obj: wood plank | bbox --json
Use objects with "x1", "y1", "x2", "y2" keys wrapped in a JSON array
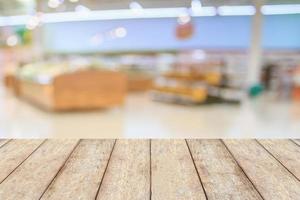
[
  {"x1": 258, "y1": 139, "x2": 300, "y2": 180},
  {"x1": 151, "y1": 140, "x2": 206, "y2": 200},
  {"x1": 0, "y1": 139, "x2": 10, "y2": 148},
  {"x1": 224, "y1": 140, "x2": 300, "y2": 199},
  {"x1": 0, "y1": 140, "x2": 44, "y2": 183},
  {"x1": 0, "y1": 139, "x2": 79, "y2": 200},
  {"x1": 292, "y1": 139, "x2": 300, "y2": 146},
  {"x1": 96, "y1": 140, "x2": 150, "y2": 200},
  {"x1": 187, "y1": 139, "x2": 262, "y2": 200},
  {"x1": 40, "y1": 139, "x2": 115, "y2": 200}
]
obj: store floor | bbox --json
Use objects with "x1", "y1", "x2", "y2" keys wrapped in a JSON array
[{"x1": 0, "y1": 86, "x2": 300, "y2": 138}]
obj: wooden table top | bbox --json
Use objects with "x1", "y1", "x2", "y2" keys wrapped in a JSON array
[{"x1": 0, "y1": 139, "x2": 299, "y2": 200}]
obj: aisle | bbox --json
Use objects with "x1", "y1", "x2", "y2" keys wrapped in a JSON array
[
  {"x1": 0, "y1": 139, "x2": 299, "y2": 199},
  {"x1": 1, "y1": 85, "x2": 300, "y2": 138}
]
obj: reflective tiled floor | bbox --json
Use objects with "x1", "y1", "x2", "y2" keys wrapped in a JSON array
[{"x1": 1, "y1": 86, "x2": 300, "y2": 138}]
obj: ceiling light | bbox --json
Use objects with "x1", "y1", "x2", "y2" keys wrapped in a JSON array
[
  {"x1": 75, "y1": 5, "x2": 91, "y2": 12},
  {"x1": 261, "y1": 4, "x2": 300, "y2": 15},
  {"x1": 69, "y1": 0, "x2": 79, "y2": 2},
  {"x1": 129, "y1": 2, "x2": 143, "y2": 10},
  {"x1": 217, "y1": 5, "x2": 256, "y2": 16},
  {"x1": 3, "y1": 4, "x2": 300, "y2": 27},
  {"x1": 26, "y1": 15, "x2": 40, "y2": 30},
  {"x1": 177, "y1": 13, "x2": 191, "y2": 25},
  {"x1": 114, "y1": 27, "x2": 127, "y2": 38},
  {"x1": 191, "y1": 0, "x2": 202, "y2": 10},
  {"x1": 48, "y1": 0, "x2": 62, "y2": 8},
  {"x1": 192, "y1": 7, "x2": 217, "y2": 16}
]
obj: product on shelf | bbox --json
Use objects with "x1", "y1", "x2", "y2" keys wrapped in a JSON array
[
  {"x1": 118, "y1": 55, "x2": 155, "y2": 92},
  {"x1": 120, "y1": 68, "x2": 153, "y2": 92},
  {"x1": 293, "y1": 65, "x2": 300, "y2": 101},
  {"x1": 151, "y1": 56, "x2": 243, "y2": 105}
]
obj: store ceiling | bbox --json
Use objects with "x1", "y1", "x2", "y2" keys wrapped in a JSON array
[
  {"x1": 42, "y1": 0, "x2": 300, "y2": 10},
  {"x1": 1, "y1": 0, "x2": 300, "y2": 16}
]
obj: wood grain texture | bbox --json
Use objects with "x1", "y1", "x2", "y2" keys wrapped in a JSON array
[
  {"x1": 96, "y1": 140, "x2": 150, "y2": 200},
  {"x1": 0, "y1": 139, "x2": 10, "y2": 148},
  {"x1": 187, "y1": 139, "x2": 262, "y2": 200},
  {"x1": 292, "y1": 139, "x2": 300, "y2": 146},
  {"x1": 151, "y1": 140, "x2": 206, "y2": 200},
  {"x1": 258, "y1": 139, "x2": 300, "y2": 180},
  {"x1": 0, "y1": 140, "x2": 44, "y2": 183},
  {"x1": 41, "y1": 140, "x2": 115, "y2": 200},
  {"x1": 19, "y1": 70, "x2": 127, "y2": 111},
  {"x1": 0, "y1": 139, "x2": 79, "y2": 200},
  {"x1": 224, "y1": 140, "x2": 300, "y2": 200}
]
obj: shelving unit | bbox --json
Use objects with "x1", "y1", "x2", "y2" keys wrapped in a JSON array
[{"x1": 152, "y1": 59, "x2": 244, "y2": 104}]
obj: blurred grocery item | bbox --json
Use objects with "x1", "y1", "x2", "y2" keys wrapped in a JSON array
[
  {"x1": 293, "y1": 65, "x2": 300, "y2": 101},
  {"x1": 248, "y1": 84, "x2": 264, "y2": 97},
  {"x1": 119, "y1": 54, "x2": 155, "y2": 92},
  {"x1": 152, "y1": 52, "x2": 244, "y2": 105}
]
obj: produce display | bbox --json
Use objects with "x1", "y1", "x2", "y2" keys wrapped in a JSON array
[
  {"x1": 5, "y1": 60, "x2": 127, "y2": 111},
  {"x1": 293, "y1": 65, "x2": 300, "y2": 101},
  {"x1": 120, "y1": 67, "x2": 153, "y2": 91},
  {"x1": 152, "y1": 59, "x2": 243, "y2": 104},
  {"x1": 118, "y1": 55, "x2": 155, "y2": 92},
  {"x1": 16, "y1": 58, "x2": 114, "y2": 84}
]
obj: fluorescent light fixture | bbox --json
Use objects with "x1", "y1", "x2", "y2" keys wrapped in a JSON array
[
  {"x1": 48, "y1": 0, "x2": 61, "y2": 9},
  {"x1": 42, "y1": 7, "x2": 216, "y2": 24},
  {"x1": 261, "y1": 4, "x2": 300, "y2": 15},
  {"x1": 0, "y1": 15, "x2": 31, "y2": 26},
  {"x1": 177, "y1": 13, "x2": 191, "y2": 25},
  {"x1": 0, "y1": 7, "x2": 215, "y2": 26},
  {"x1": 191, "y1": 7, "x2": 217, "y2": 16},
  {"x1": 1, "y1": 4, "x2": 300, "y2": 27},
  {"x1": 218, "y1": 5, "x2": 256, "y2": 16},
  {"x1": 129, "y1": 2, "x2": 143, "y2": 10},
  {"x1": 75, "y1": 5, "x2": 91, "y2": 12},
  {"x1": 191, "y1": 0, "x2": 202, "y2": 10}
]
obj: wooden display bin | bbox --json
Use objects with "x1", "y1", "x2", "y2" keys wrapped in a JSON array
[
  {"x1": 19, "y1": 70, "x2": 127, "y2": 111},
  {"x1": 4, "y1": 74, "x2": 20, "y2": 96},
  {"x1": 293, "y1": 87, "x2": 300, "y2": 101},
  {"x1": 128, "y1": 78, "x2": 153, "y2": 92}
]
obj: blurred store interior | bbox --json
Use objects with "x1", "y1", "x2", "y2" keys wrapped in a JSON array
[{"x1": 1, "y1": 0, "x2": 300, "y2": 138}]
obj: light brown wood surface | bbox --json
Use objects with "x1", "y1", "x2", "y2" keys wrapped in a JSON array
[
  {"x1": 0, "y1": 140, "x2": 79, "y2": 200},
  {"x1": 0, "y1": 140, "x2": 44, "y2": 183},
  {"x1": 19, "y1": 80, "x2": 54, "y2": 109},
  {"x1": 41, "y1": 140, "x2": 115, "y2": 200},
  {"x1": 96, "y1": 140, "x2": 150, "y2": 200},
  {"x1": 224, "y1": 140, "x2": 300, "y2": 199},
  {"x1": 0, "y1": 139, "x2": 10, "y2": 148},
  {"x1": 258, "y1": 139, "x2": 300, "y2": 181},
  {"x1": 0, "y1": 139, "x2": 299, "y2": 200},
  {"x1": 18, "y1": 70, "x2": 127, "y2": 111},
  {"x1": 292, "y1": 139, "x2": 300, "y2": 146},
  {"x1": 187, "y1": 139, "x2": 263, "y2": 200},
  {"x1": 53, "y1": 70, "x2": 127, "y2": 110},
  {"x1": 151, "y1": 140, "x2": 206, "y2": 200}
]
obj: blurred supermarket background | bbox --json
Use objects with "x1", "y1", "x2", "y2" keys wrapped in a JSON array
[{"x1": 1, "y1": 0, "x2": 300, "y2": 138}]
